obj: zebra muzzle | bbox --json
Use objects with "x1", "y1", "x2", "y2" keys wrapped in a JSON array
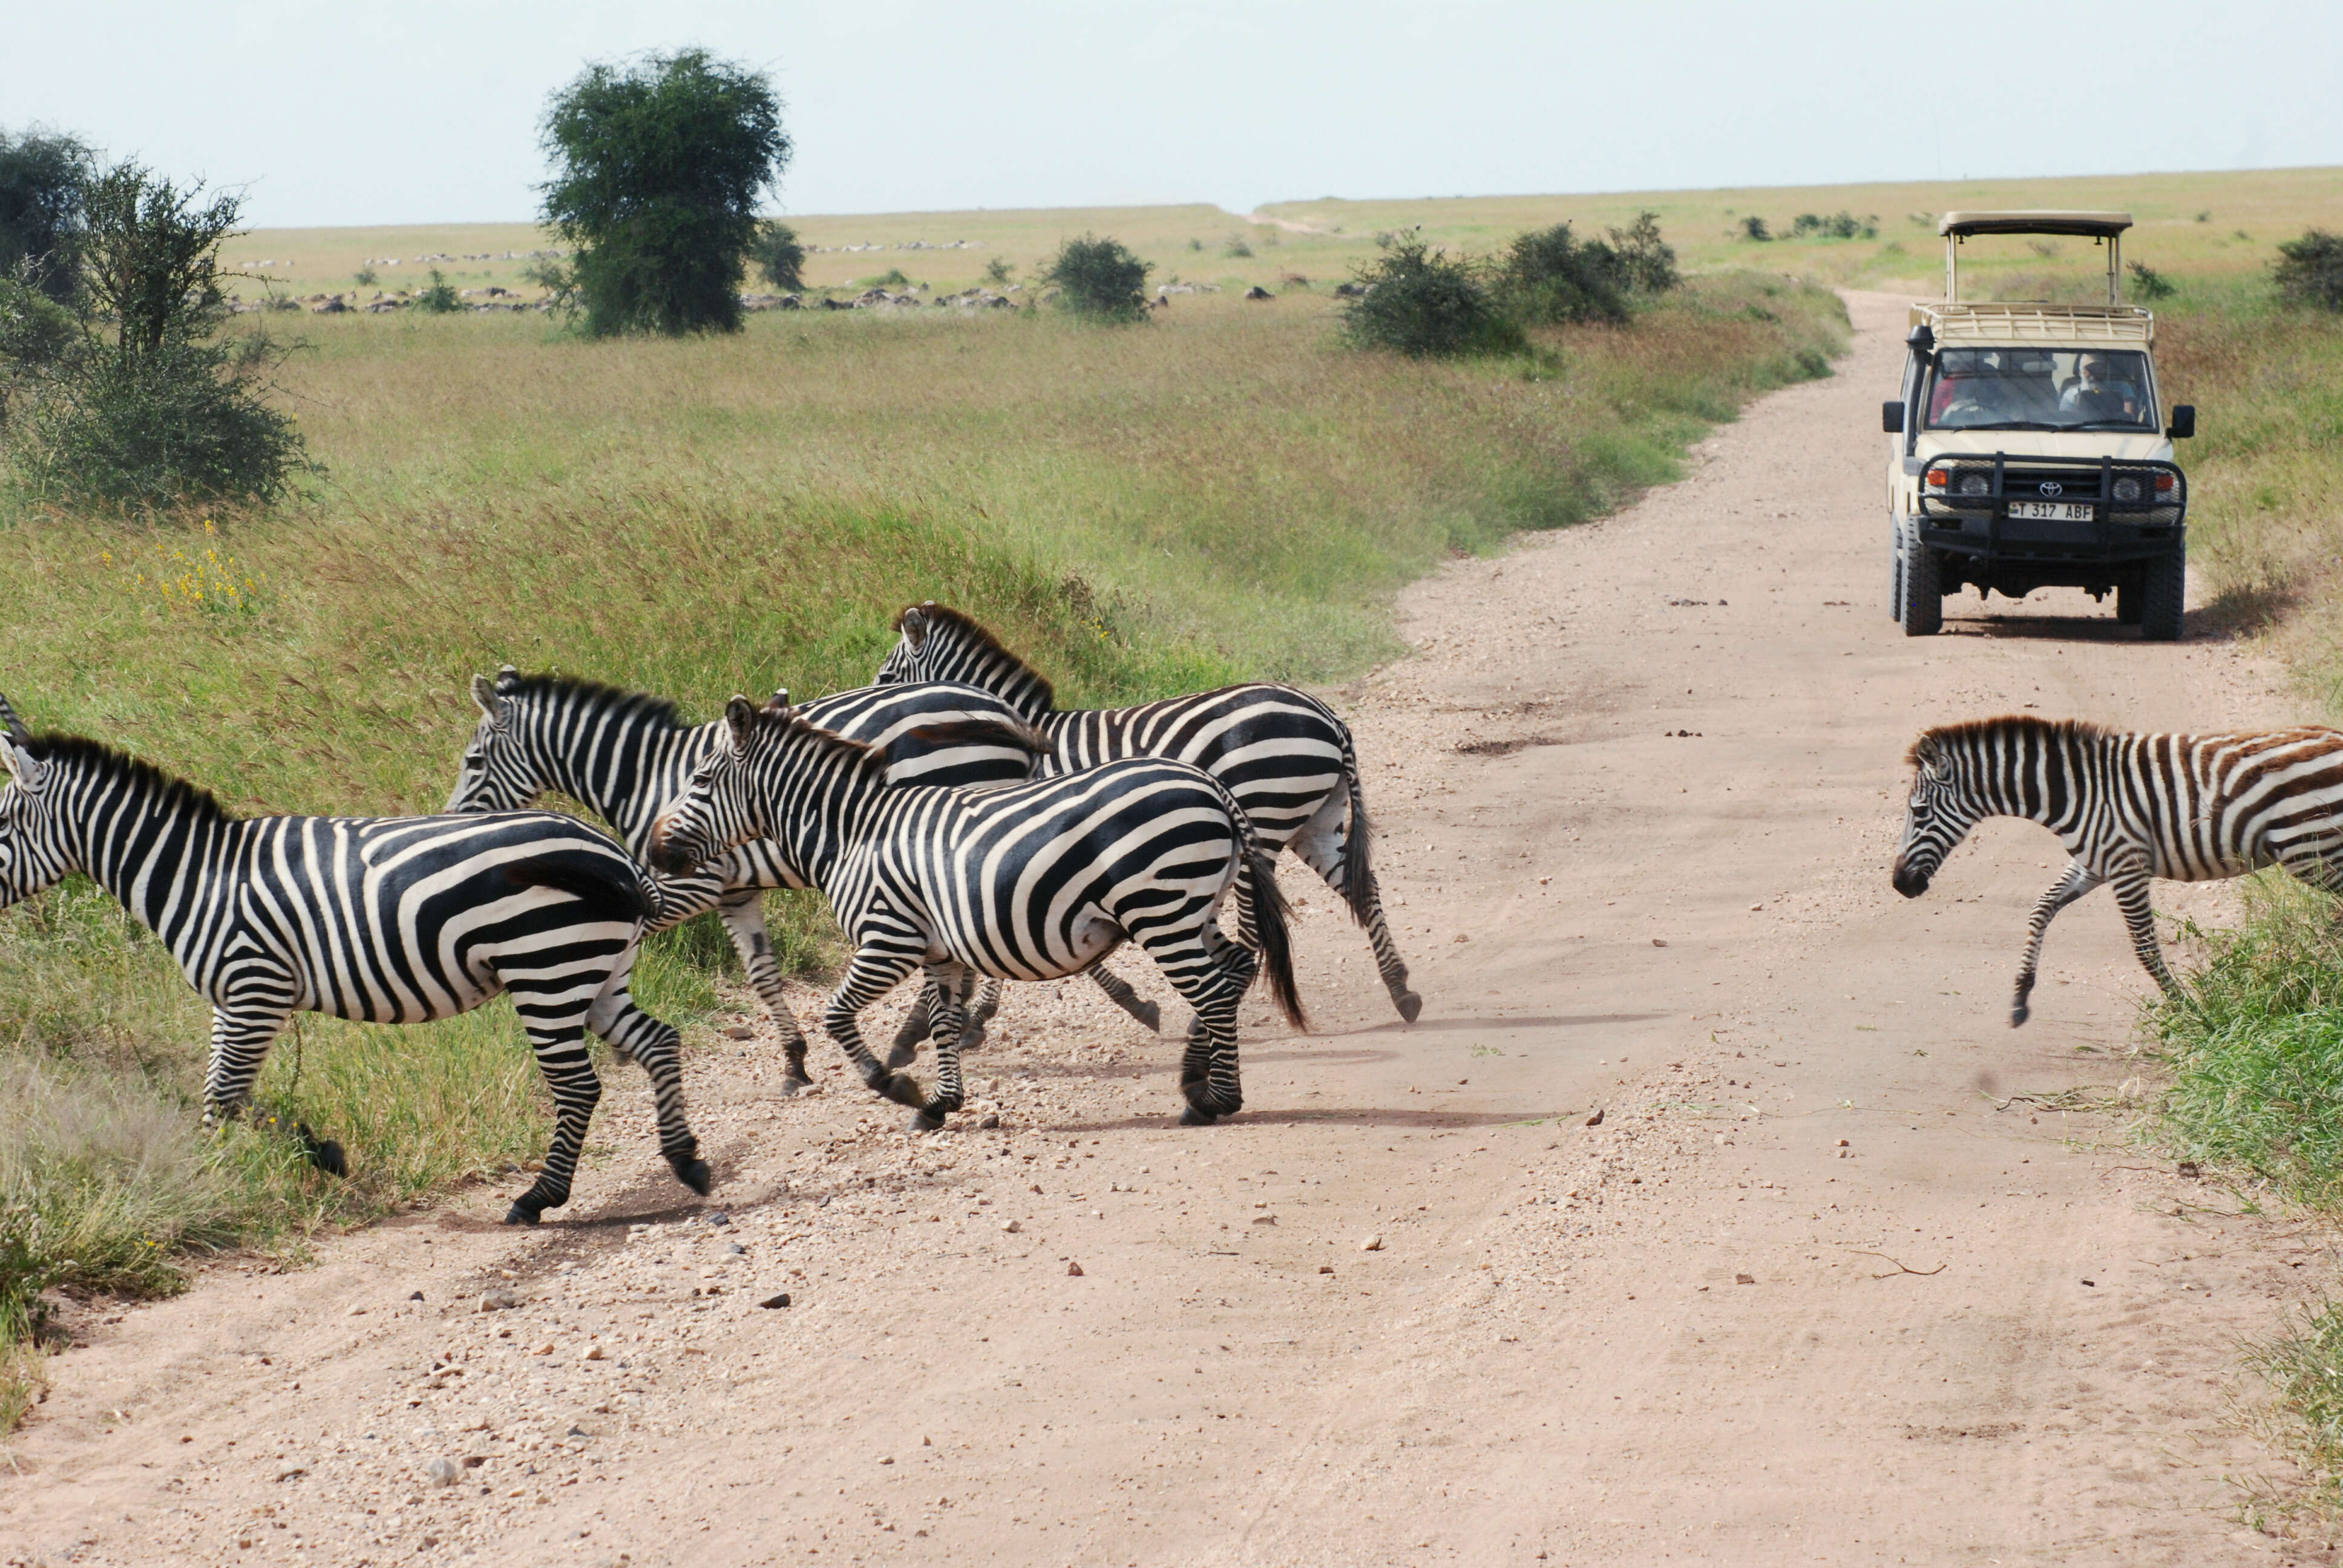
[{"x1": 1890, "y1": 857, "x2": 1932, "y2": 898}]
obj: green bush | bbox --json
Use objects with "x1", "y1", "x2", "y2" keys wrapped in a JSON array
[
  {"x1": 750, "y1": 220, "x2": 805, "y2": 292},
  {"x1": 539, "y1": 49, "x2": 791, "y2": 337},
  {"x1": 416, "y1": 267, "x2": 460, "y2": 313},
  {"x1": 2275, "y1": 230, "x2": 2343, "y2": 312},
  {"x1": 1222, "y1": 234, "x2": 1253, "y2": 259},
  {"x1": 1605, "y1": 211, "x2": 1680, "y2": 295},
  {"x1": 1791, "y1": 211, "x2": 1878, "y2": 241},
  {"x1": 983, "y1": 256, "x2": 1013, "y2": 286},
  {"x1": 353, "y1": 264, "x2": 378, "y2": 289},
  {"x1": 1740, "y1": 215, "x2": 1772, "y2": 243},
  {"x1": 1496, "y1": 222, "x2": 1630, "y2": 326},
  {"x1": 2127, "y1": 260, "x2": 2175, "y2": 301},
  {"x1": 1041, "y1": 234, "x2": 1150, "y2": 322},
  {"x1": 1340, "y1": 231, "x2": 1522, "y2": 358},
  {"x1": 1, "y1": 161, "x2": 309, "y2": 509}
]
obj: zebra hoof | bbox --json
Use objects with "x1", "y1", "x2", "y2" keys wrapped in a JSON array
[
  {"x1": 297, "y1": 1123, "x2": 348, "y2": 1178},
  {"x1": 908, "y1": 1111, "x2": 945, "y2": 1134},
  {"x1": 957, "y1": 1020, "x2": 989, "y2": 1051},
  {"x1": 884, "y1": 1040, "x2": 919, "y2": 1071},
  {"x1": 2010, "y1": 1002, "x2": 2031, "y2": 1029},
  {"x1": 504, "y1": 1197, "x2": 546, "y2": 1226},
  {"x1": 877, "y1": 1074, "x2": 927, "y2": 1111},
  {"x1": 1179, "y1": 1105, "x2": 1220, "y2": 1127},
  {"x1": 670, "y1": 1156, "x2": 713, "y2": 1197},
  {"x1": 775, "y1": 1075, "x2": 808, "y2": 1098},
  {"x1": 1396, "y1": 991, "x2": 1424, "y2": 1024}
]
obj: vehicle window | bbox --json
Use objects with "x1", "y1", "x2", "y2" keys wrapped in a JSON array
[{"x1": 1922, "y1": 348, "x2": 2154, "y2": 433}]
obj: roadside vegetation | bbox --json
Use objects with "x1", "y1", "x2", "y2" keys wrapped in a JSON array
[{"x1": 2126, "y1": 219, "x2": 2343, "y2": 1522}]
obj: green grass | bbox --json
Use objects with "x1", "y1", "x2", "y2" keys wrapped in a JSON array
[{"x1": 0, "y1": 215, "x2": 1846, "y2": 1429}]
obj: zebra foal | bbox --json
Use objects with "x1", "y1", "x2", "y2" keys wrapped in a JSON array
[
  {"x1": 0, "y1": 695, "x2": 714, "y2": 1224},
  {"x1": 876, "y1": 601, "x2": 1421, "y2": 1025},
  {"x1": 649, "y1": 699, "x2": 1305, "y2": 1128},
  {"x1": 1893, "y1": 714, "x2": 2343, "y2": 1025}
]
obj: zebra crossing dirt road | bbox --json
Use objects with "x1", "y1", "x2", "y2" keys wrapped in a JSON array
[{"x1": 4, "y1": 289, "x2": 2330, "y2": 1567}]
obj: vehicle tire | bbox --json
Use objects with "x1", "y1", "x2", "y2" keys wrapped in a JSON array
[
  {"x1": 2140, "y1": 546, "x2": 2184, "y2": 642},
  {"x1": 1901, "y1": 533, "x2": 1943, "y2": 636},
  {"x1": 1889, "y1": 520, "x2": 1906, "y2": 624},
  {"x1": 2115, "y1": 575, "x2": 2143, "y2": 626}
]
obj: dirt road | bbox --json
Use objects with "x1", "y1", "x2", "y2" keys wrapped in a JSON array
[{"x1": 6, "y1": 289, "x2": 2332, "y2": 1567}]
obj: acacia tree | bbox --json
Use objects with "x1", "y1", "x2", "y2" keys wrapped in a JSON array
[
  {"x1": 539, "y1": 50, "x2": 791, "y2": 336},
  {"x1": 749, "y1": 220, "x2": 805, "y2": 292}
]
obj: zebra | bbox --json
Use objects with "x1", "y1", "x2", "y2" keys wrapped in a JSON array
[
  {"x1": 444, "y1": 667, "x2": 1046, "y2": 1086},
  {"x1": 1893, "y1": 714, "x2": 2343, "y2": 1027},
  {"x1": 874, "y1": 601, "x2": 1421, "y2": 1025},
  {"x1": 0, "y1": 694, "x2": 715, "y2": 1225},
  {"x1": 648, "y1": 697, "x2": 1306, "y2": 1128}
]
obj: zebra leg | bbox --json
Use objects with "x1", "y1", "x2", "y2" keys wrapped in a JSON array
[
  {"x1": 594, "y1": 991, "x2": 712, "y2": 1199},
  {"x1": 500, "y1": 1015, "x2": 603, "y2": 1226},
  {"x1": 1139, "y1": 930, "x2": 1246, "y2": 1124},
  {"x1": 1087, "y1": 964, "x2": 1163, "y2": 1034},
  {"x1": 908, "y1": 962, "x2": 972, "y2": 1132},
  {"x1": 2011, "y1": 862, "x2": 2102, "y2": 1027},
  {"x1": 1288, "y1": 795, "x2": 1419, "y2": 1023},
  {"x1": 886, "y1": 982, "x2": 939, "y2": 1071},
  {"x1": 2111, "y1": 866, "x2": 2183, "y2": 999},
  {"x1": 713, "y1": 887, "x2": 816, "y2": 1093},
  {"x1": 201, "y1": 999, "x2": 292, "y2": 1125},
  {"x1": 823, "y1": 944, "x2": 932, "y2": 1113}
]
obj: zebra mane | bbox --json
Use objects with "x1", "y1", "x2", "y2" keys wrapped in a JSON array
[
  {"x1": 897, "y1": 603, "x2": 1057, "y2": 713},
  {"x1": 1906, "y1": 714, "x2": 2112, "y2": 767},
  {"x1": 746, "y1": 706, "x2": 890, "y2": 776},
  {"x1": 499, "y1": 671, "x2": 687, "y2": 733},
  {"x1": 21, "y1": 734, "x2": 237, "y2": 825}
]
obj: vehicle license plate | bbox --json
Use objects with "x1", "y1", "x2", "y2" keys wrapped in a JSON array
[{"x1": 2008, "y1": 501, "x2": 2095, "y2": 521}]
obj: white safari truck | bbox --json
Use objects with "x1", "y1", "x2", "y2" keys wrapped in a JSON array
[{"x1": 1885, "y1": 211, "x2": 2195, "y2": 638}]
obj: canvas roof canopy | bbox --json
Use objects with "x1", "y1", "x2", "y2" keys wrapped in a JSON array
[{"x1": 1939, "y1": 211, "x2": 2134, "y2": 239}]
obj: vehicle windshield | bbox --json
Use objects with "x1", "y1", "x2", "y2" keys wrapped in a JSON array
[{"x1": 1922, "y1": 347, "x2": 2155, "y2": 433}]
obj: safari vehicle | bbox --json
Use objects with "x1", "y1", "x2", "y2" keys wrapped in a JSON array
[{"x1": 1884, "y1": 212, "x2": 2195, "y2": 638}]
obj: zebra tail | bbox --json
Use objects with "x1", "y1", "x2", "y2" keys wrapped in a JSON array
[
  {"x1": 1336, "y1": 724, "x2": 1378, "y2": 929},
  {"x1": 1238, "y1": 841, "x2": 1309, "y2": 1032},
  {"x1": 500, "y1": 854, "x2": 649, "y2": 925}
]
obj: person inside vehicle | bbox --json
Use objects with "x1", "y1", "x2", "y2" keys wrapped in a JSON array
[{"x1": 2059, "y1": 354, "x2": 2142, "y2": 423}]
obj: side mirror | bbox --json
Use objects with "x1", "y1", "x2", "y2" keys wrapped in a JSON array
[
  {"x1": 2166, "y1": 404, "x2": 2195, "y2": 440},
  {"x1": 1881, "y1": 400, "x2": 1904, "y2": 434}
]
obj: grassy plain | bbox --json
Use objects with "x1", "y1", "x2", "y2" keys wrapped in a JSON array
[{"x1": 1, "y1": 189, "x2": 1858, "y2": 1422}]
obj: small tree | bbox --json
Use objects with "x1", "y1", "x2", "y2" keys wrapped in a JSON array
[
  {"x1": 1605, "y1": 211, "x2": 1679, "y2": 294},
  {"x1": 416, "y1": 269, "x2": 461, "y2": 312},
  {"x1": 2274, "y1": 230, "x2": 2343, "y2": 312},
  {"x1": 1339, "y1": 231, "x2": 1521, "y2": 358},
  {"x1": 1042, "y1": 235, "x2": 1150, "y2": 321},
  {"x1": 749, "y1": 220, "x2": 805, "y2": 292},
  {"x1": 1, "y1": 161, "x2": 309, "y2": 509},
  {"x1": 983, "y1": 255, "x2": 1014, "y2": 286},
  {"x1": 539, "y1": 50, "x2": 791, "y2": 336},
  {"x1": 1740, "y1": 215, "x2": 1771, "y2": 243},
  {"x1": 0, "y1": 128, "x2": 91, "y2": 303}
]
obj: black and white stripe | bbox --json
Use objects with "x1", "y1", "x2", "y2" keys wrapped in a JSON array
[
  {"x1": 444, "y1": 668, "x2": 1041, "y2": 1084},
  {"x1": 649, "y1": 699, "x2": 1306, "y2": 1128},
  {"x1": 876, "y1": 602, "x2": 1421, "y2": 1023},
  {"x1": 1893, "y1": 714, "x2": 2343, "y2": 1025},
  {"x1": 0, "y1": 695, "x2": 712, "y2": 1224}
]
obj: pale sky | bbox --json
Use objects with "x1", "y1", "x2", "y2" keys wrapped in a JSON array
[{"x1": 8, "y1": 0, "x2": 2339, "y2": 228}]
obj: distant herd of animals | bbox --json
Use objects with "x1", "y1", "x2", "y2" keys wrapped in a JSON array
[{"x1": 5, "y1": 601, "x2": 2341, "y2": 1226}]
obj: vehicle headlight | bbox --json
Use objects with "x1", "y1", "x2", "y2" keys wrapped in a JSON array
[
  {"x1": 1957, "y1": 472, "x2": 1990, "y2": 497},
  {"x1": 2112, "y1": 476, "x2": 2142, "y2": 502}
]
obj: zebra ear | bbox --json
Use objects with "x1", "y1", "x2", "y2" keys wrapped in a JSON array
[
  {"x1": 725, "y1": 695, "x2": 759, "y2": 754},
  {"x1": 0, "y1": 740, "x2": 42, "y2": 791},
  {"x1": 767, "y1": 686, "x2": 791, "y2": 715},
  {"x1": 900, "y1": 606, "x2": 929, "y2": 649},
  {"x1": 470, "y1": 673, "x2": 503, "y2": 720},
  {"x1": 0, "y1": 692, "x2": 28, "y2": 750},
  {"x1": 494, "y1": 664, "x2": 520, "y2": 694}
]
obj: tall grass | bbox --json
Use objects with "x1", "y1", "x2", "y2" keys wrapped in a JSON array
[{"x1": 0, "y1": 268, "x2": 1845, "y2": 1427}]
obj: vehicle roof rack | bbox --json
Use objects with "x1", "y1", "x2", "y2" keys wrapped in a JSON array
[
  {"x1": 1939, "y1": 212, "x2": 2135, "y2": 307},
  {"x1": 1939, "y1": 211, "x2": 2133, "y2": 239}
]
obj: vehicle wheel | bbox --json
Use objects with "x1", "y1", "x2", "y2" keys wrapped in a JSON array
[
  {"x1": 1901, "y1": 534, "x2": 1943, "y2": 636},
  {"x1": 1889, "y1": 521, "x2": 1906, "y2": 624},
  {"x1": 2140, "y1": 546, "x2": 2184, "y2": 642},
  {"x1": 2115, "y1": 575, "x2": 2143, "y2": 625}
]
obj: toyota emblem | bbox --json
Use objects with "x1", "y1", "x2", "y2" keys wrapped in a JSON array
[{"x1": 2038, "y1": 481, "x2": 2063, "y2": 497}]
